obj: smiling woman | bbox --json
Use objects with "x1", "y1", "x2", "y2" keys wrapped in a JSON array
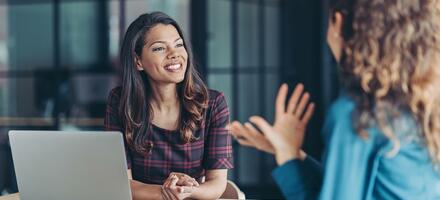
[
  {"x1": 104, "y1": 12, "x2": 233, "y2": 200},
  {"x1": 135, "y1": 24, "x2": 188, "y2": 84}
]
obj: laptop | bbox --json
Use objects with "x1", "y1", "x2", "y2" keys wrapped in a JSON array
[{"x1": 8, "y1": 131, "x2": 132, "y2": 200}]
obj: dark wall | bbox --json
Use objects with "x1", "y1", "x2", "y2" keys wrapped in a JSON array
[
  {"x1": 190, "y1": 0, "x2": 208, "y2": 78},
  {"x1": 281, "y1": 0, "x2": 330, "y2": 160}
]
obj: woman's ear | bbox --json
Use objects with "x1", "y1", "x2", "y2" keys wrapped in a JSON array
[
  {"x1": 135, "y1": 56, "x2": 144, "y2": 71},
  {"x1": 327, "y1": 11, "x2": 345, "y2": 62},
  {"x1": 333, "y1": 12, "x2": 344, "y2": 37}
]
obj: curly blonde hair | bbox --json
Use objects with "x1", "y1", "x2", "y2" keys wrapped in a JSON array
[{"x1": 332, "y1": 0, "x2": 440, "y2": 162}]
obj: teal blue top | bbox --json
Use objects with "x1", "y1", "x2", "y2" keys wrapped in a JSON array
[{"x1": 272, "y1": 94, "x2": 440, "y2": 200}]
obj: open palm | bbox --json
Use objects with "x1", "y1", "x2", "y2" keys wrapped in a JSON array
[{"x1": 249, "y1": 83, "x2": 314, "y2": 164}]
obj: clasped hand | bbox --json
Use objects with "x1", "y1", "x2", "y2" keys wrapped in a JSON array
[{"x1": 161, "y1": 172, "x2": 199, "y2": 200}]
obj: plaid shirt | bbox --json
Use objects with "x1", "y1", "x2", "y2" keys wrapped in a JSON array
[{"x1": 104, "y1": 87, "x2": 233, "y2": 184}]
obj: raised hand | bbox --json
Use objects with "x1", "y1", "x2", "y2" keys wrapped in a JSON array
[{"x1": 250, "y1": 83, "x2": 314, "y2": 165}]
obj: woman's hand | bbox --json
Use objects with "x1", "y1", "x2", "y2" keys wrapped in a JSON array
[
  {"x1": 170, "y1": 172, "x2": 200, "y2": 187},
  {"x1": 229, "y1": 120, "x2": 275, "y2": 154},
  {"x1": 230, "y1": 84, "x2": 314, "y2": 165},
  {"x1": 161, "y1": 173, "x2": 199, "y2": 200},
  {"x1": 252, "y1": 83, "x2": 314, "y2": 165}
]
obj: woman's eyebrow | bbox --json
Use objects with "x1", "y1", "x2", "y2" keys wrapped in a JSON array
[
  {"x1": 148, "y1": 41, "x2": 166, "y2": 47},
  {"x1": 148, "y1": 38, "x2": 182, "y2": 47}
]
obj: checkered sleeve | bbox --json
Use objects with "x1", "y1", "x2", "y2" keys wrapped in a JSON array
[
  {"x1": 203, "y1": 92, "x2": 234, "y2": 170},
  {"x1": 104, "y1": 87, "x2": 132, "y2": 169}
]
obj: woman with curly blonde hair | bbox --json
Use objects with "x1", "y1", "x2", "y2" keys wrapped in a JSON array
[{"x1": 229, "y1": 0, "x2": 440, "y2": 199}]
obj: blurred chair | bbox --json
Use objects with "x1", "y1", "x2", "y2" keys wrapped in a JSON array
[
  {"x1": 220, "y1": 180, "x2": 245, "y2": 200},
  {"x1": 0, "y1": 138, "x2": 18, "y2": 195},
  {"x1": 0, "y1": 143, "x2": 6, "y2": 194}
]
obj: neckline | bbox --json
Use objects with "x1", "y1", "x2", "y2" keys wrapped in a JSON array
[{"x1": 151, "y1": 123, "x2": 178, "y2": 133}]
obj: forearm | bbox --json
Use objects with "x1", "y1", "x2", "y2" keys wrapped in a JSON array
[
  {"x1": 130, "y1": 180, "x2": 163, "y2": 200},
  {"x1": 272, "y1": 156, "x2": 322, "y2": 200},
  {"x1": 190, "y1": 178, "x2": 227, "y2": 200}
]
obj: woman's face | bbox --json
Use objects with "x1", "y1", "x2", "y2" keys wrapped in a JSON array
[
  {"x1": 326, "y1": 12, "x2": 344, "y2": 62},
  {"x1": 136, "y1": 24, "x2": 188, "y2": 85}
]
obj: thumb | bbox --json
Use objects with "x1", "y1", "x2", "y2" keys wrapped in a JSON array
[
  {"x1": 249, "y1": 116, "x2": 274, "y2": 139},
  {"x1": 170, "y1": 175, "x2": 178, "y2": 186},
  {"x1": 179, "y1": 186, "x2": 194, "y2": 193}
]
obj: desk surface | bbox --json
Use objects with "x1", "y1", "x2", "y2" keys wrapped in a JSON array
[
  {"x1": 0, "y1": 193, "x2": 19, "y2": 200},
  {"x1": 0, "y1": 193, "x2": 244, "y2": 200}
]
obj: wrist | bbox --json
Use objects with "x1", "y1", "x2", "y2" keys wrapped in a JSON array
[
  {"x1": 275, "y1": 149, "x2": 301, "y2": 165},
  {"x1": 188, "y1": 185, "x2": 199, "y2": 199}
]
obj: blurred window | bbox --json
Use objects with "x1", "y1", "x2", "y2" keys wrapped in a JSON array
[{"x1": 206, "y1": 0, "x2": 281, "y2": 187}]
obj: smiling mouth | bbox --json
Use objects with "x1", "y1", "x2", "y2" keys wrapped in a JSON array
[{"x1": 164, "y1": 63, "x2": 182, "y2": 71}]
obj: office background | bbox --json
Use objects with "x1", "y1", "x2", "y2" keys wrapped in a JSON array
[{"x1": 0, "y1": 0, "x2": 339, "y2": 198}]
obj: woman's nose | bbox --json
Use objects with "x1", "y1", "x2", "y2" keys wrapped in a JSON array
[{"x1": 167, "y1": 49, "x2": 178, "y2": 59}]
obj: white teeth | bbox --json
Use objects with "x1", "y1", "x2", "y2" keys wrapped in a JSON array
[{"x1": 165, "y1": 64, "x2": 181, "y2": 70}]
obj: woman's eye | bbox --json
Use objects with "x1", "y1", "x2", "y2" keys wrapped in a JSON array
[
  {"x1": 176, "y1": 43, "x2": 184, "y2": 48},
  {"x1": 152, "y1": 47, "x2": 165, "y2": 52}
]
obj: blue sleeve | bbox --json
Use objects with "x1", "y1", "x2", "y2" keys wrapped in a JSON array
[
  {"x1": 271, "y1": 156, "x2": 322, "y2": 200},
  {"x1": 270, "y1": 95, "x2": 375, "y2": 200}
]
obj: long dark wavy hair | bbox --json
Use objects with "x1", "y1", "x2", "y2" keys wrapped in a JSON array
[
  {"x1": 119, "y1": 12, "x2": 209, "y2": 154},
  {"x1": 329, "y1": 0, "x2": 440, "y2": 162}
]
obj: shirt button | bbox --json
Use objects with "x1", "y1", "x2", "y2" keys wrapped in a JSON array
[{"x1": 147, "y1": 141, "x2": 154, "y2": 154}]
